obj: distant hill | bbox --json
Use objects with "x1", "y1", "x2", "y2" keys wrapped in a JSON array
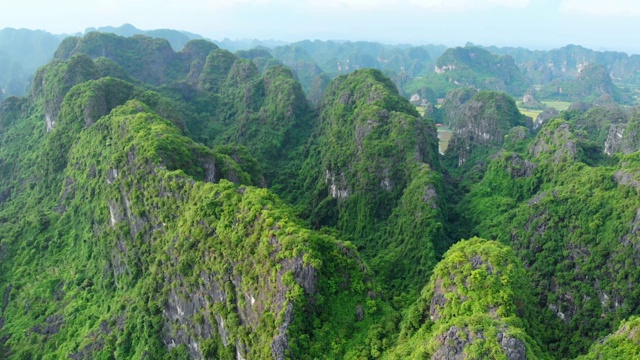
[
  {"x1": 3, "y1": 31, "x2": 640, "y2": 360},
  {"x1": 405, "y1": 45, "x2": 529, "y2": 99},
  {"x1": 277, "y1": 40, "x2": 442, "y2": 77},
  {"x1": 0, "y1": 25, "x2": 208, "y2": 100},
  {"x1": 5, "y1": 27, "x2": 640, "y2": 106},
  {"x1": 0, "y1": 28, "x2": 66, "y2": 97},
  {"x1": 269, "y1": 40, "x2": 443, "y2": 100},
  {"x1": 483, "y1": 43, "x2": 640, "y2": 86},
  {"x1": 213, "y1": 38, "x2": 289, "y2": 52},
  {"x1": 84, "y1": 24, "x2": 204, "y2": 51},
  {"x1": 538, "y1": 63, "x2": 629, "y2": 104}
]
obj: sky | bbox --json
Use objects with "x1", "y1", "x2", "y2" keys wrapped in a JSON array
[{"x1": 3, "y1": 0, "x2": 640, "y2": 54}]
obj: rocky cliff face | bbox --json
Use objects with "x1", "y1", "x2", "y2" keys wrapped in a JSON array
[
  {"x1": 498, "y1": 44, "x2": 640, "y2": 87},
  {"x1": 458, "y1": 116, "x2": 640, "y2": 356},
  {"x1": 0, "y1": 36, "x2": 376, "y2": 360},
  {"x1": 442, "y1": 90, "x2": 531, "y2": 167},
  {"x1": 534, "y1": 107, "x2": 558, "y2": 129},
  {"x1": 575, "y1": 316, "x2": 640, "y2": 359},
  {"x1": 604, "y1": 110, "x2": 640, "y2": 155},
  {"x1": 529, "y1": 120, "x2": 578, "y2": 164},
  {"x1": 539, "y1": 63, "x2": 628, "y2": 104},
  {"x1": 287, "y1": 69, "x2": 447, "y2": 295},
  {"x1": 54, "y1": 32, "x2": 182, "y2": 86},
  {"x1": 433, "y1": 46, "x2": 528, "y2": 96}
]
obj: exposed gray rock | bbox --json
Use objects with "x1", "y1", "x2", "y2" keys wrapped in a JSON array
[
  {"x1": 522, "y1": 93, "x2": 543, "y2": 109},
  {"x1": 355, "y1": 304, "x2": 365, "y2": 321},
  {"x1": 547, "y1": 291, "x2": 577, "y2": 323},
  {"x1": 423, "y1": 184, "x2": 438, "y2": 209},
  {"x1": 200, "y1": 156, "x2": 216, "y2": 183},
  {"x1": 620, "y1": 208, "x2": 640, "y2": 252},
  {"x1": 439, "y1": 88, "x2": 478, "y2": 128},
  {"x1": 507, "y1": 126, "x2": 529, "y2": 142},
  {"x1": 504, "y1": 153, "x2": 537, "y2": 178},
  {"x1": 444, "y1": 91, "x2": 531, "y2": 167},
  {"x1": 527, "y1": 192, "x2": 548, "y2": 205},
  {"x1": 107, "y1": 199, "x2": 123, "y2": 228},
  {"x1": 529, "y1": 122, "x2": 578, "y2": 164},
  {"x1": 604, "y1": 123, "x2": 627, "y2": 156},
  {"x1": 31, "y1": 314, "x2": 63, "y2": 336},
  {"x1": 429, "y1": 278, "x2": 449, "y2": 321},
  {"x1": 106, "y1": 168, "x2": 119, "y2": 184},
  {"x1": 497, "y1": 332, "x2": 527, "y2": 360},
  {"x1": 614, "y1": 170, "x2": 640, "y2": 189},
  {"x1": 2, "y1": 284, "x2": 11, "y2": 315},
  {"x1": 535, "y1": 107, "x2": 558, "y2": 129},
  {"x1": 431, "y1": 326, "x2": 474, "y2": 360},
  {"x1": 431, "y1": 325, "x2": 527, "y2": 360},
  {"x1": 162, "y1": 270, "x2": 232, "y2": 358},
  {"x1": 271, "y1": 303, "x2": 293, "y2": 360},
  {"x1": 601, "y1": 108, "x2": 640, "y2": 155},
  {"x1": 45, "y1": 111, "x2": 55, "y2": 132},
  {"x1": 325, "y1": 169, "x2": 349, "y2": 199},
  {"x1": 160, "y1": 244, "x2": 318, "y2": 360},
  {"x1": 355, "y1": 121, "x2": 376, "y2": 150}
]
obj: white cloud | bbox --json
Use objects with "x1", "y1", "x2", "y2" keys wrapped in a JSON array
[{"x1": 560, "y1": 0, "x2": 640, "y2": 16}]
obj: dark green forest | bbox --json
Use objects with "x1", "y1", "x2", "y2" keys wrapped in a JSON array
[{"x1": 1, "y1": 31, "x2": 640, "y2": 359}]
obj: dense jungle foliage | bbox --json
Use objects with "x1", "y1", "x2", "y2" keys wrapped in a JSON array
[{"x1": 1, "y1": 32, "x2": 640, "y2": 360}]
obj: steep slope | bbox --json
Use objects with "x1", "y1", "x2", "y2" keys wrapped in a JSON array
[
  {"x1": 194, "y1": 52, "x2": 313, "y2": 183},
  {"x1": 539, "y1": 63, "x2": 629, "y2": 104},
  {"x1": 270, "y1": 40, "x2": 437, "y2": 102},
  {"x1": 7, "y1": 30, "x2": 640, "y2": 360},
  {"x1": 407, "y1": 46, "x2": 528, "y2": 98},
  {"x1": 54, "y1": 32, "x2": 185, "y2": 86},
  {"x1": 576, "y1": 317, "x2": 640, "y2": 359},
  {"x1": 269, "y1": 45, "x2": 324, "y2": 95},
  {"x1": 84, "y1": 23, "x2": 204, "y2": 51},
  {"x1": 51, "y1": 33, "x2": 314, "y2": 186},
  {"x1": 565, "y1": 103, "x2": 629, "y2": 148},
  {"x1": 235, "y1": 48, "x2": 283, "y2": 75},
  {"x1": 289, "y1": 69, "x2": 448, "y2": 294},
  {"x1": 0, "y1": 54, "x2": 377, "y2": 360},
  {"x1": 487, "y1": 44, "x2": 640, "y2": 86},
  {"x1": 386, "y1": 237, "x2": 549, "y2": 359},
  {"x1": 459, "y1": 119, "x2": 640, "y2": 357},
  {"x1": 441, "y1": 90, "x2": 531, "y2": 168},
  {"x1": 604, "y1": 108, "x2": 640, "y2": 156}
]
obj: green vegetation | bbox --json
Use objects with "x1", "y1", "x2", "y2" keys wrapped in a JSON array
[
  {"x1": 284, "y1": 68, "x2": 448, "y2": 296},
  {"x1": 405, "y1": 46, "x2": 529, "y2": 98},
  {"x1": 538, "y1": 64, "x2": 630, "y2": 104},
  {"x1": 385, "y1": 237, "x2": 550, "y2": 359},
  {"x1": 441, "y1": 89, "x2": 531, "y2": 171},
  {"x1": 84, "y1": 23, "x2": 204, "y2": 51},
  {"x1": 0, "y1": 66, "x2": 373, "y2": 359},
  {"x1": 456, "y1": 118, "x2": 640, "y2": 357},
  {"x1": 3, "y1": 32, "x2": 640, "y2": 360},
  {"x1": 576, "y1": 317, "x2": 640, "y2": 359},
  {"x1": 519, "y1": 108, "x2": 542, "y2": 120},
  {"x1": 542, "y1": 101, "x2": 572, "y2": 111}
]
